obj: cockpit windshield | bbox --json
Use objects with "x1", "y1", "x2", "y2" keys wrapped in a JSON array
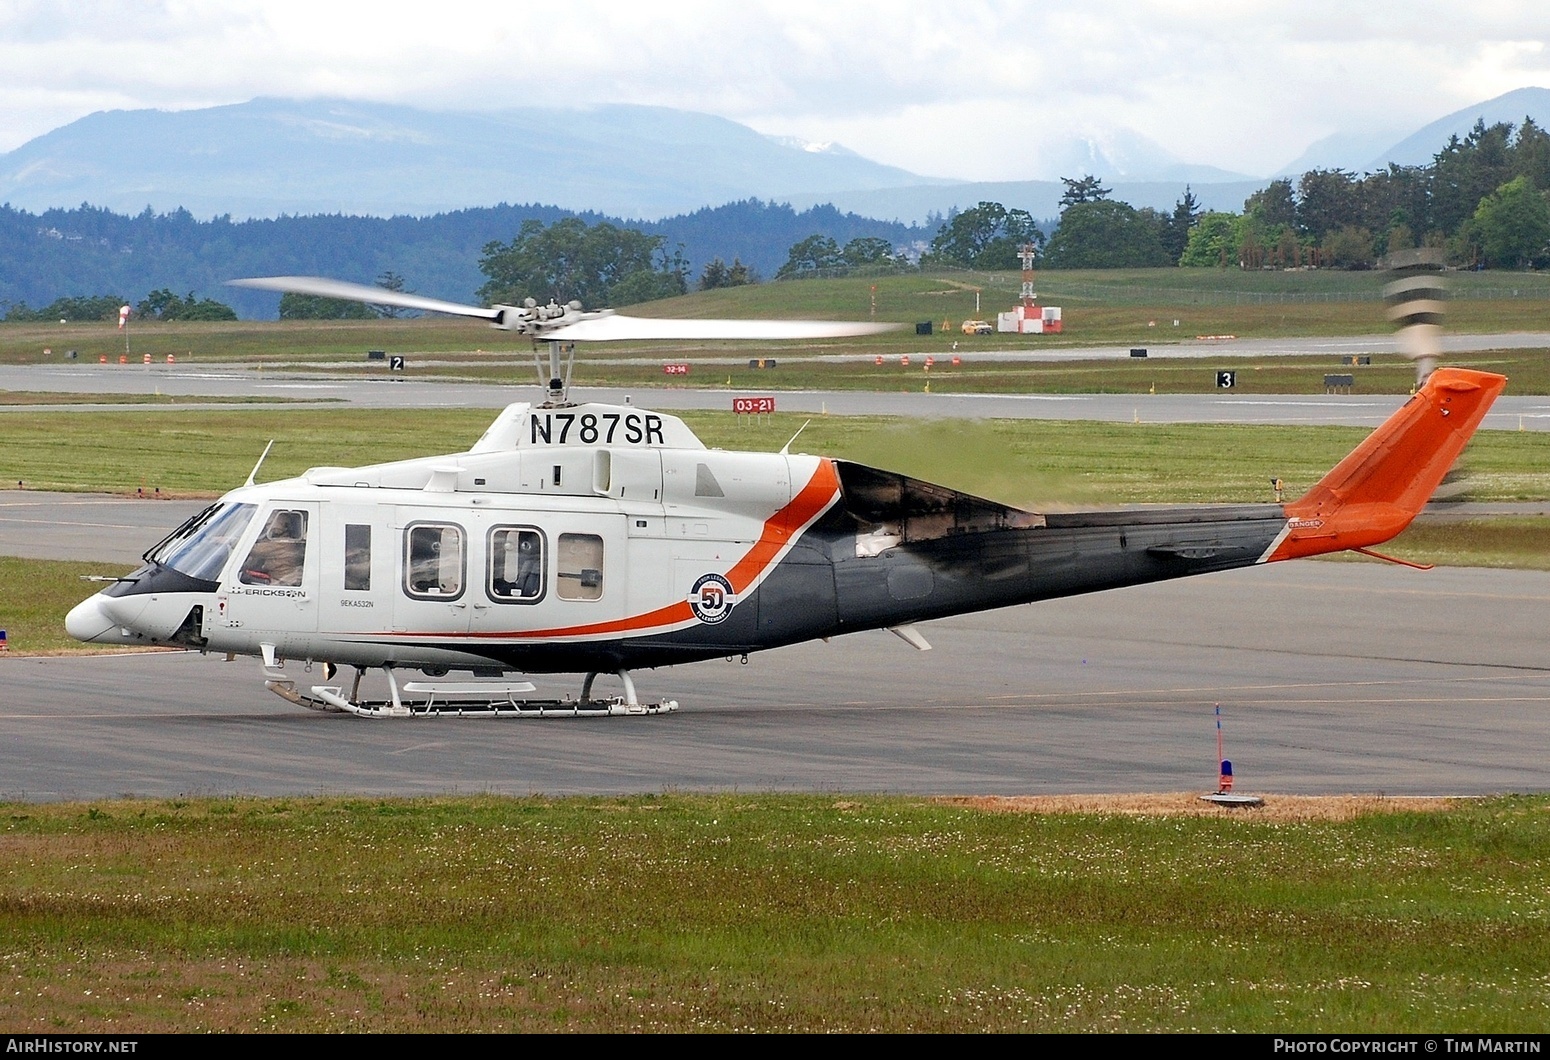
[{"x1": 145, "y1": 502, "x2": 257, "y2": 582}]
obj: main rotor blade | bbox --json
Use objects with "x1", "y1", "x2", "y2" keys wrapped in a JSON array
[
  {"x1": 227, "y1": 276, "x2": 501, "y2": 322},
  {"x1": 543, "y1": 315, "x2": 900, "y2": 342}
]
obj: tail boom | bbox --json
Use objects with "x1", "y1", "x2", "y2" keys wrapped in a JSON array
[{"x1": 1265, "y1": 367, "x2": 1506, "y2": 562}]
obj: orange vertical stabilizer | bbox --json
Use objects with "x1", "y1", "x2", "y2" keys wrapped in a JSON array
[{"x1": 1266, "y1": 368, "x2": 1507, "y2": 562}]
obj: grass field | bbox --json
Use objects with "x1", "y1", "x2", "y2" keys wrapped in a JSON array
[
  {"x1": 0, "y1": 556, "x2": 128, "y2": 653},
  {"x1": 3, "y1": 408, "x2": 1546, "y2": 504},
  {"x1": 0, "y1": 793, "x2": 1544, "y2": 1032},
  {"x1": 0, "y1": 317, "x2": 499, "y2": 366},
  {"x1": 4, "y1": 268, "x2": 1550, "y2": 371},
  {"x1": 628, "y1": 265, "x2": 1550, "y2": 313},
  {"x1": 0, "y1": 391, "x2": 313, "y2": 406}
]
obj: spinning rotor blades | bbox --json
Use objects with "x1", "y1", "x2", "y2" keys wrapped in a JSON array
[
  {"x1": 228, "y1": 276, "x2": 502, "y2": 322},
  {"x1": 543, "y1": 314, "x2": 897, "y2": 342},
  {"x1": 228, "y1": 275, "x2": 899, "y2": 343}
]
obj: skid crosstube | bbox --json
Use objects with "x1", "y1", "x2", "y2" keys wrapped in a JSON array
[{"x1": 263, "y1": 670, "x2": 677, "y2": 717}]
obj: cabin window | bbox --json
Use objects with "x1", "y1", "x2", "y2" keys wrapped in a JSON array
[
  {"x1": 344, "y1": 524, "x2": 371, "y2": 591},
  {"x1": 403, "y1": 523, "x2": 465, "y2": 599},
  {"x1": 556, "y1": 533, "x2": 604, "y2": 600},
  {"x1": 239, "y1": 509, "x2": 309, "y2": 587},
  {"x1": 488, "y1": 527, "x2": 545, "y2": 603}
]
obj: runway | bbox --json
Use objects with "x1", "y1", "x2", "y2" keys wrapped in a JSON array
[
  {"x1": 4, "y1": 563, "x2": 1548, "y2": 799},
  {"x1": 0, "y1": 491, "x2": 205, "y2": 564},
  {"x1": 3, "y1": 357, "x2": 1550, "y2": 429}
]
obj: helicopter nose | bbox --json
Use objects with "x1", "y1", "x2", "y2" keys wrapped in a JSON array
[{"x1": 65, "y1": 595, "x2": 125, "y2": 643}]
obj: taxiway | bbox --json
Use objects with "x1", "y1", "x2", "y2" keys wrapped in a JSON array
[{"x1": 3, "y1": 562, "x2": 1546, "y2": 799}]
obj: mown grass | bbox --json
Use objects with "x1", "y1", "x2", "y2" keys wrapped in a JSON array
[
  {"x1": 0, "y1": 793, "x2": 1544, "y2": 1032},
  {"x1": 0, "y1": 391, "x2": 315, "y2": 406},
  {"x1": 0, "y1": 408, "x2": 494, "y2": 495},
  {"x1": 627, "y1": 267, "x2": 1550, "y2": 322},
  {"x1": 2, "y1": 408, "x2": 1546, "y2": 504},
  {"x1": 1376, "y1": 517, "x2": 1550, "y2": 570},
  {"x1": 0, "y1": 556, "x2": 119, "y2": 653},
  {"x1": 0, "y1": 317, "x2": 500, "y2": 366},
  {"x1": 4, "y1": 268, "x2": 1550, "y2": 369}
]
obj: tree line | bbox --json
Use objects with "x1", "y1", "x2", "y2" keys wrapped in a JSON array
[
  {"x1": 6, "y1": 288, "x2": 238, "y2": 323},
  {"x1": 772, "y1": 116, "x2": 1550, "y2": 275},
  {"x1": 1181, "y1": 118, "x2": 1550, "y2": 270},
  {"x1": 0, "y1": 199, "x2": 927, "y2": 319},
  {"x1": 771, "y1": 180, "x2": 1184, "y2": 276}
]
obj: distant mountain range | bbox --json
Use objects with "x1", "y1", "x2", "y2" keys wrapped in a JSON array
[
  {"x1": 0, "y1": 98, "x2": 947, "y2": 222},
  {"x1": 1276, "y1": 86, "x2": 1550, "y2": 176},
  {"x1": 800, "y1": 87, "x2": 1550, "y2": 223},
  {"x1": 1036, "y1": 127, "x2": 1256, "y2": 185},
  {"x1": 0, "y1": 97, "x2": 1272, "y2": 225},
  {"x1": 3, "y1": 89, "x2": 1548, "y2": 231}
]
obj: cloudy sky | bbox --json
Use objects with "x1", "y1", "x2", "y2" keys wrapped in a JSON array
[{"x1": 3, "y1": 0, "x2": 1548, "y2": 180}]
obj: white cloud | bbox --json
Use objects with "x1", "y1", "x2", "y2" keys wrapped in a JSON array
[{"x1": 2, "y1": 0, "x2": 1549, "y2": 179}]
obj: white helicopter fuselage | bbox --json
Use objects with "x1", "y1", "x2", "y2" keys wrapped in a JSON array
[{"x1": 67, "y1": 370, "x2": 1509, "y2": 713}]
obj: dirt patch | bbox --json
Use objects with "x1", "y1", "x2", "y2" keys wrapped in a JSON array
[{"x1": 938, "y1": 793, "x2": 1464, "y2": 822}]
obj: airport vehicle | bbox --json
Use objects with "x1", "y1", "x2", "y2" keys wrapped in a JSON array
[
  {"x1": 961, "y1": 319, "x2": 994, "y2": 335},
  {"x1": 65, "y1": 277, "x2": 1506, "y2": 717}
]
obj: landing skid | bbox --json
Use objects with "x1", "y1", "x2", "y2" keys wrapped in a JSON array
[{"x1": 262, "y1": 663, "x2": 678, "y2": 718}]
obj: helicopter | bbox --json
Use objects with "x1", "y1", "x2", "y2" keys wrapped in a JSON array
[{"x1": 65, "y1": 275, "x2": 1507, "y2": 717}]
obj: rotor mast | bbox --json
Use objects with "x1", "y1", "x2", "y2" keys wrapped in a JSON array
[{"x1": 540, "y1": 340, "x2": 575, "y2": 404}]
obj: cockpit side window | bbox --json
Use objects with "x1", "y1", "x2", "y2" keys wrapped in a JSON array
[{"x1": 239, "y1": 510, "x2": 309, "y2": 587}]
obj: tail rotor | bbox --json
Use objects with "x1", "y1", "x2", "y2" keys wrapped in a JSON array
[{"x1": 1383, "y1": 248, "x2": 1449, "y2": 384}]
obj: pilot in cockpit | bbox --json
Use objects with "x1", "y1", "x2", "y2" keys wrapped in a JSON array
[{"x1": 239, "y1": 510, "x2": 307, "y2": 586}]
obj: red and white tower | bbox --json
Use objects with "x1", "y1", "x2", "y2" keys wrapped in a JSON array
[{"x1": 997, "y1": 243, "x2": 1062, "y2": 334}]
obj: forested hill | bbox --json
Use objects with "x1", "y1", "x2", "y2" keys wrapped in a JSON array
[{"x1": 0, "y1": 200, "x2": 929, "y2": 319}]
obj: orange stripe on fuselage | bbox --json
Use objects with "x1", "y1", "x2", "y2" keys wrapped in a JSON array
[
  {"x1": 407, "y1": 457, "x2": 842, "y2": 642},
  {"x1": 724, "y1": 456, "x2": 840, "y2": 593}
]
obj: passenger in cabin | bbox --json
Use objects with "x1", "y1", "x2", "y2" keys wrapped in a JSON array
[
  {"x1": 515, "y1": 535, "x2": 541, "y2": 598},
  {"x1": 409, "y1": 554, "x2": 441, "y2": 594},
  {"x1": 491, "y1": 531, "x2": 541, "y2": 600},
  {"x1": 407, "y1": 525, "x2": 460, "y2": 595}
]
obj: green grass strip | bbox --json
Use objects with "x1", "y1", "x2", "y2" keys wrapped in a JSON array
[{"x1": 0, "y1": 793, "x2": 1545, "y2": 1032}]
